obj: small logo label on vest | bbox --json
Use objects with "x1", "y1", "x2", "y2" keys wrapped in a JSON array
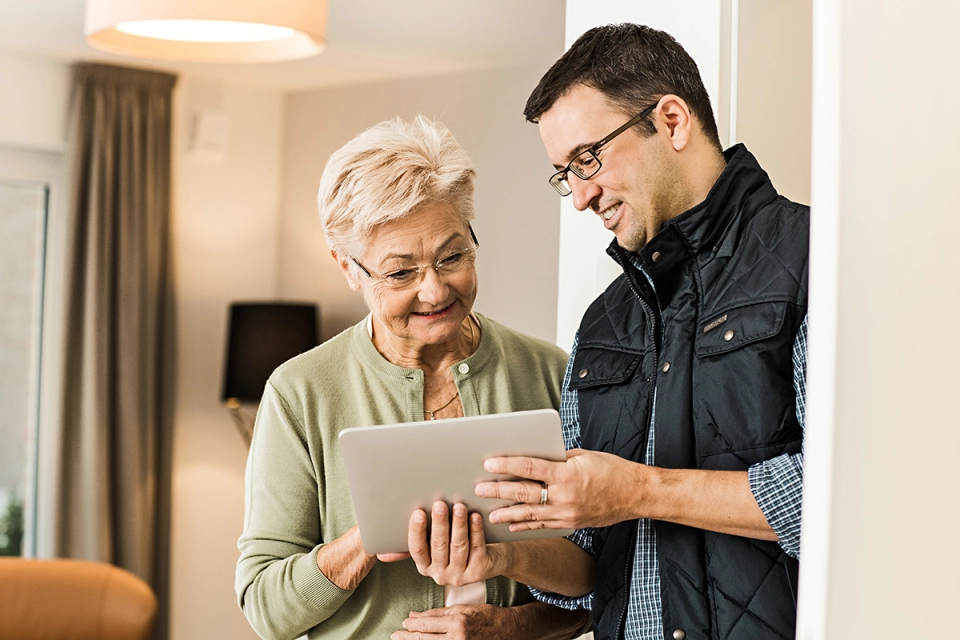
[{"x1": 703, "y1": 314, "x2": 728, "y2": 333}]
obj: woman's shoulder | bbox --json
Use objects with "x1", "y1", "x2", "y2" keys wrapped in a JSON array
[{"x1": 268, "y1": 319, "x2": 365, "y2": 391}]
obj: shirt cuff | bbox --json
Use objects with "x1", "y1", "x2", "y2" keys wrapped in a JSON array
[
  {"x1": 528, "y1": 585, "x2": 593, "y2": 611},
  {"x1": 749, "y1": 453, "x2": 803, "y2": 559}
]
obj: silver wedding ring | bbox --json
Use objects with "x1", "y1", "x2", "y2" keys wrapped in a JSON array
[{"x1": 539, "y1": 482, "x2": 548, "y2": 505}]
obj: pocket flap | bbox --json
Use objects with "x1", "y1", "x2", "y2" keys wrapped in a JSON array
[
  {"x1": 568, "y1": 346, "x2": 643, "y2": 390},
  {"x1": 695, "y1": 302, "x2": 786, "y2": 357}
]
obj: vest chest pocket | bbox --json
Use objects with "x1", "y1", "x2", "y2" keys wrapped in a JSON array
[
  {"x1": 568, "y1": 346, "x2": 643, "y2": 390},
  {"x1": 570, "y1": 345, "x2": 651, "y2": 459},
  {"x1": 695, "y1": 301, "x2": 786, "y2": 357},
  {"x1": 694, "y1": 300, "x2": 801, "y2": 467}
]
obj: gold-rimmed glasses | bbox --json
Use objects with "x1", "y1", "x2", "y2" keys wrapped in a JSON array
[{"x1": 350, "y1": 225, "x2": 479, "y2": 291}]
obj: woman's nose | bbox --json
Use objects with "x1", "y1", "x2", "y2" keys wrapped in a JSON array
[{"x1": 416, "y1": 267, "x2": 447, "y2": 303}]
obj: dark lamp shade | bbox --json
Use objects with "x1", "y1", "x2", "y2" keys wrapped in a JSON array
[{"x1": 222, "y1": 302, "x2": 319, "y2": 403}]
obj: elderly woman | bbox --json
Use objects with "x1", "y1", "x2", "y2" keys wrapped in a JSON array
[{"x1": 235, "y1": 116, "x2": 588, "y2": 639}]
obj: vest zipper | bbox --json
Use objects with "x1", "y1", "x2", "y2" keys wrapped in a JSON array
[
  {"x1": 616, "y1": 520, "x2": 640, "y2": 639},
  {"x1": 610, "y1": 247, "x2": 662, "y2": 377},
  {"x1": 608, "y1": 247, "x2": 660, "y2": 640}
]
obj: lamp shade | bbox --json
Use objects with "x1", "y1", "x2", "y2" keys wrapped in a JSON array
[
  {"x1": 85, "y1": 0, "x2": 327, "y2": 63},
  {"x1": 222, "y1": 302, "x2": 319, "y2": 403}
]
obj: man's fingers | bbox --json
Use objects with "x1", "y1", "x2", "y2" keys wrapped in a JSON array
[
  {"x1": 488, "y1": 503, "x2": 576, "y2": 530},
  {"x1": 475, "y1": 479, "x2": 544, "y2": 503},
  {"x1": 483, "y1": 455, "x2": 557, "y2": 481}
]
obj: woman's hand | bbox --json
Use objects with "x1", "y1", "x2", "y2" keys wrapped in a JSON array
[
  {"x1": 392, "y1": 602, "x2": 590, "y2": 640},
  {"x1": 315, "y1": 524, "x2": 380, "y2": 591},
  {"x1": 407, "y1": 501, "x2": 503, "y2": 586},
  {"x1": 391, "y1": 604, "x2": 517, "y2": 639}
]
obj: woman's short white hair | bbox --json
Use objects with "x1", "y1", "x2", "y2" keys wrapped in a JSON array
[{"x1": 317, "y1": 116, "x2": 476, "y2": 258}]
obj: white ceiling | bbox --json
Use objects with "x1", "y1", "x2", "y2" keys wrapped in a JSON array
[{"x1": 0, "y1": 0, "x2": 566, "y2": 92}]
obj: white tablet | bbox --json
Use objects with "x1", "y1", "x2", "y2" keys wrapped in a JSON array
[{"x1": 339, "y1": 408, "x2": 573, "y2": 554}]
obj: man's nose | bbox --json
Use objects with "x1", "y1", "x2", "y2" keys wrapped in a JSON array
[{"x1": 570, "y1": 176, "x2": 601, "y2": 212}]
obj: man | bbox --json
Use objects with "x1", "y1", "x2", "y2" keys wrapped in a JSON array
[{"x1": 406, "y1": 23, "x2": 806, "y2": 640}]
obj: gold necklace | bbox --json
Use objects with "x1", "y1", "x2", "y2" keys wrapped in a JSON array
[
  {"x1": 423, "y1": 317, "x2": 476, "y2": 420},
  {"x1": 424, "y1": 392, "x2": 458, "y2": 420}
]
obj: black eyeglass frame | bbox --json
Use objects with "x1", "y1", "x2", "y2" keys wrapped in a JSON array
[
  {"x1": 549, "y1": 102, "x2": 660, "y2": 197},
  {"x1": 350, "y1": 224, "x2": 480, "y2": 287}
]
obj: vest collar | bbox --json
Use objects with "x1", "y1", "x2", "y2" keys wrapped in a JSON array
[{"x1": 607, "y1": 143, "x2": 779, "y2": 281}]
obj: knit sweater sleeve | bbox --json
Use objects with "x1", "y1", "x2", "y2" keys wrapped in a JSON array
[{"x1": 235, "y1": 380, "x2": 354, "y2": 640}]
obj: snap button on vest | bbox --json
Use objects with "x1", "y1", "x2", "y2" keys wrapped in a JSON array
[
  {"x1": 578, "y1": 368, "x2": 588, "y2": 379},
  {"x1": 662, "y1": 362, "x2": 670, "y2": 373},
  {"x1": 723, "y1": 329, "x2": 735, "y2": 341},
  {"x1": 651, "y1": 251, "x2": 662, "y2": 262},
  {"x1": 672, "y1": 630, "x2": 686, "y2": 640}
]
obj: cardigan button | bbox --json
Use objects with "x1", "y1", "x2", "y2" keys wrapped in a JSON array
[
  {"x1": 723, "y1": 329, "x2": 735, "y2": 341},
  {"x1": 458, "y1": 363, "x2": 470, "y2": 374},
  {"x1": 578, "y1": 368, "x2": 588, "y2": 379},
  {"x1": 651, "y1": 251, "x2": 662, "y2": 263},
  {"x1": 673, "y1": 630, "x2": 686, "y2": 640}
]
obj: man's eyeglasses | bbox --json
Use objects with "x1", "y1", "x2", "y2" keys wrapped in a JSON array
[
  {"x1": 350, "y1": 225, "x2": 479, "y2": 291},
  {"x1": 548, "y1": 102, "x2": 659, "y2": 197}
]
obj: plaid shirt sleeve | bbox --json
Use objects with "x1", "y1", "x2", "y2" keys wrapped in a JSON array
[
  {"x1": 747, "y1": 314, "x2": 807, "y2": 559},
  {"x1": 528, "y1": 334, "x2": 595, "y2": 611}
]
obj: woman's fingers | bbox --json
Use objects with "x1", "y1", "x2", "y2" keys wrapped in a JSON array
[
  {"x1": 406, "y1": 501, "x2": 493, "y2": 587},
  {"x1": 429, "y1": 500, "x2": 451, "y2": 566},
  {"x1": 468, "y1": 511, "x2": 486, "y2": 556},
  {"x1": 407, "y1": 508, "x2": 430, "y2": 571},
  {"x1": 447, "y1": 503, "x2": 470, "y2": 569}
]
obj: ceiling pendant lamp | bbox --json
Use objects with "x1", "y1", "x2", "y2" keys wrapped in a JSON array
[{"x1": 84, "y1": 0, "x2": 327, "y2": 63}]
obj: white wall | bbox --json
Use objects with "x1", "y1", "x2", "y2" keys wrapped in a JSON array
[
  {"x1": 169, "y1": 77, "x2": 282, "y2": 640},
  {"x1": 279, "y1": 61, "x2": 565, "y2": 344},
  {"x1": 0, "y1": 50, "x2": 69, "y2": 152},
  {"x1": 798, "y1": 0, "x2": 960, "y2": 637},
  {"x1": 737, "y1": 0, "x2": 812, "y2": 204}
]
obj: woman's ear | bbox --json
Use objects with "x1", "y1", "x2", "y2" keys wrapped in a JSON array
[
  {"x1": 657, "y1": 95, "x2": 694, "y2": 152},
  {"x1": 332, "y1": 250, "x2": 360, "y2": 291}
]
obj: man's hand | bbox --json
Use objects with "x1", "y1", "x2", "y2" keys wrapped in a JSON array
[
  {"x1": 477, "y1": 449, "x2": 778, "y2": 541},
  {"x1": 407, "y1": 501, "x2": 505, "y2": 586},
  {"x1": 476, "y1": 448, "x2": 644, "y2": 531},
  {"x1": 391, "y1": 604, "x2": 517, "y2": 640}
]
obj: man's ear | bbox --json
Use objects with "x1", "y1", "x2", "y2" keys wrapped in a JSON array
[
  {"x1": 657, "y1": 95, "x2": 694, "y2": 152},
  {"x1": 332, "y1": 249, "x2": 360, "y2": 291}
]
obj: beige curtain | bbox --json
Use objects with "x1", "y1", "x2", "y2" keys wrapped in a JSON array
[{"x1": 47, "y1": 62, "x2": 177, "y2": 591}]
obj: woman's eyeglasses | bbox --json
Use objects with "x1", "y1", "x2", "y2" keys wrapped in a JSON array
[{"x1": 350, "y1": 226, "x2": 479, "y2": 291}]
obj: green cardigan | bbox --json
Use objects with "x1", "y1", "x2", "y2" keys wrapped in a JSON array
[{"x1": 236, "y1": 313, "x2": 569, "y2": 639}]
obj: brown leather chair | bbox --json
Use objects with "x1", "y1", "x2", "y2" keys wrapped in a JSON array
[{"x1": 0, "y1": 557, "x2": 158, "y2": 640}]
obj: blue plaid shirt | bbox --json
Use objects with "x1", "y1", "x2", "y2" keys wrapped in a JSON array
[{"x1": 531, "y1": 299, "x2": 807, "y2": 639}]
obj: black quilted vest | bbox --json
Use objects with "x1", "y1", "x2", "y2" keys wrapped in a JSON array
[{"x1": 570, "y1": 145, "x2": 807, "y2": 640}]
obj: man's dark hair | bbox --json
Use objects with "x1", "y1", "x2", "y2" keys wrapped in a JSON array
[{"x1": 524, "y1": 23, "x2": 722, "y2": 150}]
